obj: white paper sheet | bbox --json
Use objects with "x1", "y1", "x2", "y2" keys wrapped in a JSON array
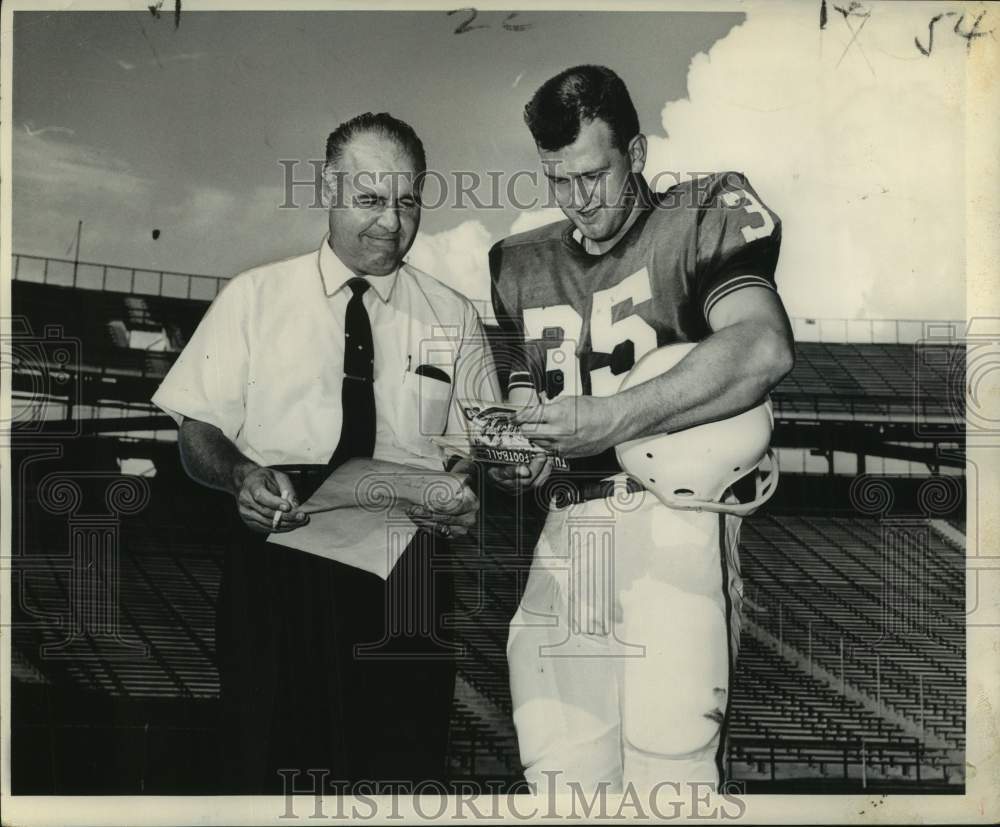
[{"x1": 264, "y1": 477, "x2": 422, "y2": 580}]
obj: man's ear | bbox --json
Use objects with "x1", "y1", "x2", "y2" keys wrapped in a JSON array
[
  {"x1": 628, "y1": 134, "x2": 647, "y2": 175},
  {"x1": 321, "y1": 162, "x2": 340, "y2": 208}
]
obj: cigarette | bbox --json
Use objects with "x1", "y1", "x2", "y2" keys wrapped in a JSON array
[{"x1": 272, "y1": 488, "x2": 291, "y2": 529}]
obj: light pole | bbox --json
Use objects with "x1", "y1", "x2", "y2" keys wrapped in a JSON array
[{"x1": 72, "y1": 219, "x2": 83, "y2": 286}]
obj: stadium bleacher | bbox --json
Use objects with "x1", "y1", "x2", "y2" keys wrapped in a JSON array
[
  {"x1": 10, "y1": 468, "x2": 966, "y2": 790},
  {"x1": 741, "y1": 515, "x2": 964, "y2": 749},
  {"x1": 8, "y1": 261, "x2": 967, "y2": 793},
  {"x1": 771, "y1": 340, "x2": 960, "y2": 426}
]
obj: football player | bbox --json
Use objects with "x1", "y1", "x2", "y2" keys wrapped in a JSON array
[{"x1": 488, "y1": 65, "x2": 794, "y2": 792}]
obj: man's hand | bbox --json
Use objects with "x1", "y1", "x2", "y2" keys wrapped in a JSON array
[
  {"x1": 513, "y1": 394, "x2": 619, "y2": 459},
  {"x1": 234, "y1": 464, "x2": 310, "y2": 534},
  {"x1": 404, "y1": 472, "x2": 479, "y2": 540},
  {"x1": 487, "y1": 453, "x2": 553, "y2": 494}
]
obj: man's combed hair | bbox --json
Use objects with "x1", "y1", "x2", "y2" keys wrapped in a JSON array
[
  {"x1": 325, "y1": 112, "x2": 427, "y2": 173},
  {"x1": 524, "y1": 65, "x2": 639, "y2": 153}
]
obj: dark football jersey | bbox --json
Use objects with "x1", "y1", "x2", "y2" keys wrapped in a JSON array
[{"x1": 489, "y1": 171, "x2": 782, "y2": 477}]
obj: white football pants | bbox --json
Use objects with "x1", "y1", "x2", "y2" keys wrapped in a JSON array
[{"x1": 506, "y1": 478, "x2": 743, "y2": 793}]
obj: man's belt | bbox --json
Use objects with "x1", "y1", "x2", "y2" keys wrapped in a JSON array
[
  {"x1": 546, "y1": 476, "x2": 646, "y2": 509},
  {"x1": 270, "y1": 464, "x2": 647, "y2": 509}
]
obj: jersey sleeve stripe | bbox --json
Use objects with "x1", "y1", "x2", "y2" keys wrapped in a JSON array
[{"x1": 702, "y1": 275, "x2": 776, "y2": 319}]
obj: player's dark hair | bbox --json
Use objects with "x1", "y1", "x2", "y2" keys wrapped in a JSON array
[
  {"x1": 325, "y1": 112, "x2": 427, "y2": 173},
  {"x1": 524, "y1": 65, "x2": 640, "y2": 153}
]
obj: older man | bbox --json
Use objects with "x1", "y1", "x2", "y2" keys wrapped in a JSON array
[{"x1": 153, "y1": 113, "x2": 496, "y2": 793}]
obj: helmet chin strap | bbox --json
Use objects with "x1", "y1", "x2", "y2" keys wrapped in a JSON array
[{"x1": 638, "y1": 449, "x2": 780, "y2": 517}]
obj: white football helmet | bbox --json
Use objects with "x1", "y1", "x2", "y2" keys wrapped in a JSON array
[{"x1": 615, "y1": 342, "x2": 779, "y2": 516}]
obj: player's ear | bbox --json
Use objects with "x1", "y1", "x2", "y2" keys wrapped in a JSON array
[{"x1": 627, "y1": 134, "x2": 647, "y2": 175}]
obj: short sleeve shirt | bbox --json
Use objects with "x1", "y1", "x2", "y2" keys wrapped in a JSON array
[{"x1": 152, "y1": 237, "x2": 498, "y2": 470}]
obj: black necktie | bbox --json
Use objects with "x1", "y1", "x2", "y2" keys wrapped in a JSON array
[{"x1": 328, "y1": 278, "x2": 376, "y2": 469}]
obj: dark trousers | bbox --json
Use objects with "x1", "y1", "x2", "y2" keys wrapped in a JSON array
[{"x1": 215, "y1": 524, "x2": 456, "y2": 794}]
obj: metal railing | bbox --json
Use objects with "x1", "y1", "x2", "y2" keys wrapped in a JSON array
[
  {"x1": 729, "y1": 735, "x2": 956, "y2": 786},
  {"x1": 770, "y1": 392, "x2": 958, "y2": 422},
  {"x1": 791, "y1": 317, "x2": 964, "y2": 346},
  {"x1": 11, "y1": 253, "x2": 225, "y2": 302}
]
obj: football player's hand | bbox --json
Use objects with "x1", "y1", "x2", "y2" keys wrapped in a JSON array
[
  {"x1": 235, "y1": 466, "x2": 310, "y2": 533},
  {"x1": 487, "y1": 453, "x2": 553, "y2": 494},
  {"x1": 513, "y1": 394, "x2": 618, "y2": 459},
  {"x1": 404, "y1": 472, "x2": 479, "y2": 539}
]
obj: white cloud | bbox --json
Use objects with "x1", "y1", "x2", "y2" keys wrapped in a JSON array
[
  {"x1": 112, "y1": 51, "x2": 206, "y2": 71},
  {"x1": 13, "y1": 131, "x2": 155, "y2": 262},
  {"x1": 408, "y1": 211, "x2": 569, "y2": 320},
  {"x1": 406, "y1": 219, "x2": 494, "y2": 312},
  {"x1": 22, "y1": 122, "x2": 75, "y2": 138},
  {"x1": 508, "y1": 208, "x2": 565, "y2": 236},
  {"x1": 14, "y1": 129, "x2": 150, "y2": 196},
  {"x1": 161, "y1": 52, "x2": 206, "y2": 65},
  {"x1": 644, "y1": 1, "x2": 970, "y2": 322},
  {"x1": 459, "y1": 2, "x2": 972, "y2": 325}
]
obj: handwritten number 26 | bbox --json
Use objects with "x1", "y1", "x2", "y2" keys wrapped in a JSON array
[{"x1": 448, "y1": 9, "x2": 532, "y2": 35}]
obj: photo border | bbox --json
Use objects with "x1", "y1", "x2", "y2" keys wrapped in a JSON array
[{"x1": 1, "y1": 0, "x2": 997, "y2": 823}]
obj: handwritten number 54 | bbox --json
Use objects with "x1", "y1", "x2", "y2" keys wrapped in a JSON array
[{"x1": 912, "y1": 10, "x2": 990, "y2": 56}]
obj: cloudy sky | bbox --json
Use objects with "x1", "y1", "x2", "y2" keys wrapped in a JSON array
[{"x1": 12, "y1": 3, "x2": 981, "y2": 323}]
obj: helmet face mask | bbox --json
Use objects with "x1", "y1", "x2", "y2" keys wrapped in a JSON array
[{"x1": 615, "y1": 343, "x2": 780, "y2": 516}]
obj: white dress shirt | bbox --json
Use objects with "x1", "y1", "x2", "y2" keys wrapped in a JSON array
[{"x1": 153, "y1": 236, "x2": 498, "y2": 472}]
